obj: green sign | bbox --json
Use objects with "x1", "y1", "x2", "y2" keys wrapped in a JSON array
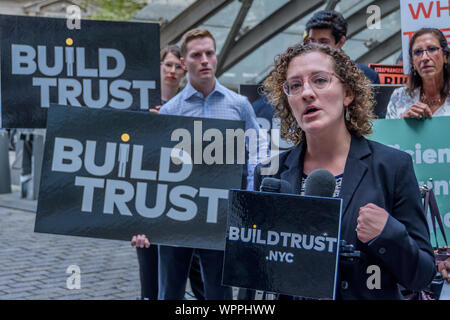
[{"x1": 369, "y1": 117, "x2": 450, "y2": 247}]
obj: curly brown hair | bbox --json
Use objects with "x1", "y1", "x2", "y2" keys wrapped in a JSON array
[{"x1": 263, "y1": 43, "x2": 375, "y2": 145}]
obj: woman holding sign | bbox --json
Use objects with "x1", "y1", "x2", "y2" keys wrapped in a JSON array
[
  {"x1": 386, "y1": 28, "x2": 450, "y2": 119},
  {"x1": 258, "y1": 42, "x2": 436, "y2": 299}
]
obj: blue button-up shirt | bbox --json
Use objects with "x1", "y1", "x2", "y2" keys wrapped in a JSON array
[{"x1": 159, "y1": 79, "x2": 263, "y2": 190}]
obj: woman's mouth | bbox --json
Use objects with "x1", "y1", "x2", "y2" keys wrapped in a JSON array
[{"x1": 303, "y1": 106, "x2": 321, "y2": 118}]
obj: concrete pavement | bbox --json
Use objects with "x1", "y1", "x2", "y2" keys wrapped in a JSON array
[{"x1": 0, "y1": 192, "x2": 144, "y2": 300}]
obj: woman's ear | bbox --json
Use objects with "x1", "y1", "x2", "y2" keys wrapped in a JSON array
[{"x1": 343, "y1": 87, "x2": 354, "y2": 107}]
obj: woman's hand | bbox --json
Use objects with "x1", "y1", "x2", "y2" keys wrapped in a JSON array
[
  {"x1": 356, "y1": 203, "x2": 389, "y2": 243},
  {"x1": 400, "y1": 101, "x2": 432, "y2": 119},
  {"x1": 149, "y1": 105, "x2": 162, "y2": 114},
  {"x1": 131, "y1": 234, "x2": 150, "y2": 248},
  {"x1": 438, "y1": 258, "x2": 450, "y2": 283}
]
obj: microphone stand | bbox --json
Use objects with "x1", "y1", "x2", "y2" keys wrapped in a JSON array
[
  {"x1": 416, "y1": 179, "x2": 447, "y2": 300},
  {"x1": 339, "y1": 240, "x2": 366, "y2": 262}
]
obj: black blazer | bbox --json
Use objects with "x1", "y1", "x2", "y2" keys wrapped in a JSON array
[{"x1": 254, "y1": 135, "x2": 435, "y2": 299}]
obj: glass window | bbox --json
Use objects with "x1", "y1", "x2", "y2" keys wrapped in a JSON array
[{"x1": 134, "y1": 0, "x2": 403, "y2": 87}]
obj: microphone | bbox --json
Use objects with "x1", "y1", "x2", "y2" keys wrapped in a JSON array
[
  {"x1": 304, "y1": 169, "x2": 336, "y2": 197},
  {"x1": 305, "y1": 169, "x2": 365, "y2": 262},
  {"x1": 260, "y1": 177, "x2": 293, "y2": 194}
]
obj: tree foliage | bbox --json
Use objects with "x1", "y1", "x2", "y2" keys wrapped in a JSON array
[{"x1": 82, "y1": 0, "x2": 148, "y2": 21}]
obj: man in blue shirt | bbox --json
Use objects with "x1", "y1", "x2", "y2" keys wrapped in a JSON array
[{"x1": 157, "y1": 29, "x2": 263, "y2": 299}]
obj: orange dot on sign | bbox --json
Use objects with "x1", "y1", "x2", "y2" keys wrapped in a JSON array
[
  {"x1": 253, "y1": 225, "x2": 257, "y2": 229},
  {"x1": 66, "y1": 38, "x2": 73, "y2": 46},
  {"x1": 121, "y1": 133, "x2": 130, "y2": 142}
]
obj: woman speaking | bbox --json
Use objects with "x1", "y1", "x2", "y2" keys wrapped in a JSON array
[{"x1": 258, "y1": 43, "x2": 436, "y2": 299}]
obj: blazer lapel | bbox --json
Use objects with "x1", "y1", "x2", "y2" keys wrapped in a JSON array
[
  {"x1": 340, "y1": 136, "x2": 371, "y2": 217},
  {"x1": 280, "y1": 142, "x2": 305, "y2": 194},
  {"x1": 278, "y1": 137, "x2": 371, "y2": 213}
]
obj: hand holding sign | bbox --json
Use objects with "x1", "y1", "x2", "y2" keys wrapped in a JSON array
[
  {"x1": 356, "y1": 203, "x2": 389, "y2": 243},
  {"x1": 149, "y1": 105, "x2": 162, "y2": 114},
  {"x1": 131, "y1": 234, "x2": 150, "y2": 248},
  {"x1": 400, "y1": 101, "x2": 433, "y2": 119}
]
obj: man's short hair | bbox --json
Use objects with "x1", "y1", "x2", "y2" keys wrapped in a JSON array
[
  {"x1": 180, "y1": 29, "x2": 216, "y2": 57},
  {"x1": 305, "y1": 10, "x2": 348, "y2": 44}
]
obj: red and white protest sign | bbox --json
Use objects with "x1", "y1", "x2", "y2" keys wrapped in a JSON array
[{"x1": 368, "y1": 63, "x2": 408, "y2": 85}]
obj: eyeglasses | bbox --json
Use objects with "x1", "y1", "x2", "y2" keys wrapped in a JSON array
[
  {"x1": 162, "y1": 62, "x2": 185, "y2": 72},
  {"x1": 282, "y1": 71, "x2": 342, "y2": 96},
  {"x1": 412, "y1": 46, "x2": 442, "y2": 59}
]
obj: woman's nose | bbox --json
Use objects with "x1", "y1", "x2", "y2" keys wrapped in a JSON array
[{"x1": 301, "y1": 81, "x2": 316, "y2": 101}]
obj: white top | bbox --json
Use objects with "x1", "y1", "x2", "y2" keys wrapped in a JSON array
[{"x1": 385, "y1": 86, "x2": 450, "y2": 119}]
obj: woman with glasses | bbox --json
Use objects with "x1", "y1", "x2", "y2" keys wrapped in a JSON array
[
  {"x1": 386, "y1": 28, "x2": 450, "y2": 119},
  {"x1": 149, "y1": 45, "x2": 187, "y2": 113},
  {"x1": 257, "y1": 43, "x2": 435, "y2": 299}
]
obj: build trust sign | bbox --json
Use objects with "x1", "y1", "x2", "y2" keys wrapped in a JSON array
[
  {"x1": 35, "y1": 105, "x2": 245, "y2": 250},
  {"x1": 0, "y1": 15, "x2": 160, "y2": 128}
]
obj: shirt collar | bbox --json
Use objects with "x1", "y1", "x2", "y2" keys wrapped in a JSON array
[{"x1": 183, "y1": 79, "x2": 225, "y2": 101}]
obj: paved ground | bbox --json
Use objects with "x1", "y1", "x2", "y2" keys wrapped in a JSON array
[{"x1": 0, "y1": 192, "x2": 144, "y2": 300}]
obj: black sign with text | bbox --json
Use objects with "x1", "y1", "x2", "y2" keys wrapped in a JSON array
[
  {"x1": 0, "y1": 15, "x2": 160, "y2": 128},
  {"x1": 223, "y1": 190, "x2": 342, "y2": 299},
  {"x1": 35, "y1": 105, "x2": 245, "y2": 250},
  {"x1": 371, "y1": 85, "x2": 403, "y2": 119}
]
